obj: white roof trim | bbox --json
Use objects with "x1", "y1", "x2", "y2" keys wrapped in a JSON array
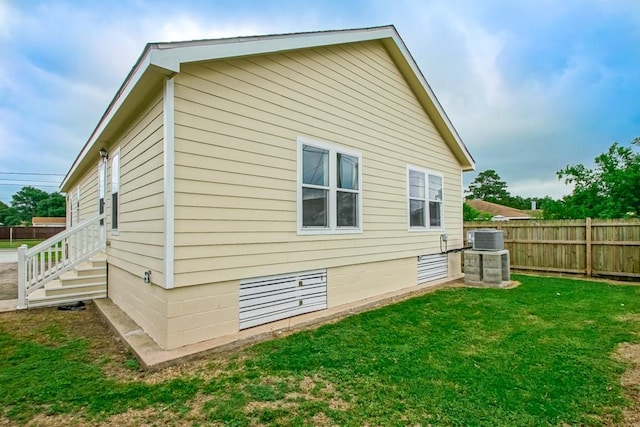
[
  {"x1": 61, "y1": 52, "x2": 153, "y2": 189},
  {"x1": 62, "y1": 25, "x2": 474, "y2": 190},
  {"x1": 387, "y1": 33, "x2": 475, "y2": 170},
  {"x1": 149, "y1": 28, "x2": 393, "y2": 72}
]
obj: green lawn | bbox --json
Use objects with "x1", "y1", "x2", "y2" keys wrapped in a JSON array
[
  {"x1": 0, "y1": 239, "x2": 44, "y2": 249},
  {"x1": 1, "y1": 274, "x2": 640, "y2": 425}
]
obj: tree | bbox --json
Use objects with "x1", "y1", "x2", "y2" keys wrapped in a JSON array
[
  {"x1": 0, "y1": 201, "x2": 9, "y2": 226},
  {"x1": 10, "y1": 186, "x2": 51, "y2": 224},
  {"x1": 0, "y1": 201, "x2": 21, "y2": 226},
  {"x1": 466, "y1": 169, "x2": 510, "y2": 203},
  {"x1": 0, "y1": 201, "x2": 7, "y2": 225},
  {"x1": 547, "y1": 138, "x2": 640, "y2": 219},
  {"x1": 36, "y1": 192, "x2": 66, "y2": 217}
]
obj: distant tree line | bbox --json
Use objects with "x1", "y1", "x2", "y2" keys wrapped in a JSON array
[
  {"x1": 0, "y1": 186, "x2": 66, "y2": 226},
  {"x1": 465, "y1": 138, "x2": 640, "y2": 221},
  {"x1": 4, "y1": 139, "x2": 638, "y2": 225}
]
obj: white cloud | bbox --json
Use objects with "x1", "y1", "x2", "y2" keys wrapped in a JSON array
[
  {"x1": 154, "y1": 15, "x2": 266, "y2": 42},
  {"x1": 391, "y1": 0, "x2": 637, "y2": 200},
  {"x1": 510, "y1": 178, "x2": 574, "y2": 200},
  {"x1": 1, "y1": 0, "x2": 638, "y2": 203},
  {"x1": 448, "y1": 15, "x2": 507, "y2": 106},
  {"x1": 0, "y1": 0, "x2": 16, "y2": 39}
]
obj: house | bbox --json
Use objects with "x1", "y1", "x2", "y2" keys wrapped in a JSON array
[
  {"x1": 31, "y1": 217, "x2": 66, "y2": 227},
  {"x1": 19, "y1": 26, "x2": 475, "y2": 351},
  {"x1": 466, "y1": 199, "x2": 531, "y2": 221}
]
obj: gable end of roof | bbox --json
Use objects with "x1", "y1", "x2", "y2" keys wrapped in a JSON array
[{"x1": 62, "y1": 25, "x2": 474, "y2": 191}]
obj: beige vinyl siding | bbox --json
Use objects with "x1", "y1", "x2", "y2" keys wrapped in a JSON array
[
  {"x1": 78, "y1": 164, "x2": 99, "y2": 221},
  {"x1": 106, "y1": 89, "x2": 166, "y2": 285},
  {"x1": 173, "y1": 40, "x2": 463, "y2": 287},
  {"x1": 66, "y1": 163, "x2": 99, "y2": 224}
]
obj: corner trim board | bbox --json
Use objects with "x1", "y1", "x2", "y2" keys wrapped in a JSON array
[{"x1": 163, "y1": 76, "x2": 175, "y2": 289}]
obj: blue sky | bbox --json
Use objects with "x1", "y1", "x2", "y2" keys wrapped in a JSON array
[{"x1": 1, "y1": 0, "x2": 639, "y2": 203}]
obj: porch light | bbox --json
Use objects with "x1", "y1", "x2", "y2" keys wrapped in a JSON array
[{"x1": 99, "y1": 148, "x2": 108, "y2": 159}]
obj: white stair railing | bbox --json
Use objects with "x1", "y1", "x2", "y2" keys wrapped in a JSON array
[{"x1": 17, "y1": 214, "x2": 106, "y2": 309}]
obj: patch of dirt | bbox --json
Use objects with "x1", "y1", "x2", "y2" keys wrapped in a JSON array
[
  {"x1": 0, "y1": 263, "x2": 17, "y2": 300},
  {"x1": 25, "y1": 413, "x2": 86, "y2": 427},
  {"x1": 0, "y1": 304, "x2": 133, "y2": 378},
  {"x1": 0, "y1": 304, "x2": 245, "y2": 384},
  {"x1": 1, "y1": 306, "x2": 352, "y2": 425},
  {"x1": 311, "y1": 412, "x2": 336, "y2": 427},
  {"x1": 615, "y1": 343, "x2": 640, "y2": 426},
  {"x1": 242, "y1": 374, "x2": 350, "y2": 421},
  {"x1": 503, "y1": 280, "x2": 521, "y2": 289},
  {"x1": 617, "y1": 343, "x2": 640, "y2": 388}
]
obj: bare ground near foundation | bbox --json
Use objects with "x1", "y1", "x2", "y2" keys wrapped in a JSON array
[{"x1": 0, "y1": 263, "x2": 17, "y2": 300}]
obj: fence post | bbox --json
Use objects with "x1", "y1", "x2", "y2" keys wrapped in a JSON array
[
  {"x1": 17, "y1": 245, "x2": 28, "y2": 309},
  {"x1": 585, "y1": 217, "x2": 592, "y2": 277}
]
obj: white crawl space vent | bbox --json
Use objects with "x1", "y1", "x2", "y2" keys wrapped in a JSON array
[
  {"x1": 239, "y1": 269, "x2": 327, "y2": 330},
  {"x1": 418, "y1": 253, "x2": 448, "y2": 284}
]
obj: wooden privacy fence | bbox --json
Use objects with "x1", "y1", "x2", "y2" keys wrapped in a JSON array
[
  {"x1": 464, "y1": 219, "x2": 640, "y2": 280},
  {"x1": 0, "y1": 226, "x2": 66, "y2": 240}
]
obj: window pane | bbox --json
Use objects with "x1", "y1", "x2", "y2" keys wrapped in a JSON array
[
  {"x1": 112, "y1": 192, "x2": 119, "y2": 229},
  {"x1": 429, "y1": 201, "x2": 442, "y2": 227},
  {"x1": 302, "y1": 187, "x2": 328, "y2": 227},
  {"x1": 111, "y1": 153, "x2": 120, "y2": 193},
  {"x1": 98, "y1": 162, "x2": 105, "y2": 198},
  {"x1": 429, "y1": 175, "x2": 442, "y2": 201},
  {"x1": 111, "y1": 153, "x2": 120, "y2": 230},
  {"x1": 337, "y1": 191, "x2": 358, "y2": 227},
  {"x1": 409, "y1": 170, "x2": 425, "y2": 198},
  {"x1": 337, "y1": 153, "x2": 358, "y2": 190},
  {"x1": 303, "y1": 145, "x2": 329, "y2": 186},
  {"x1": 410, "y1": 199, "x2": 425, "y2": 227}
]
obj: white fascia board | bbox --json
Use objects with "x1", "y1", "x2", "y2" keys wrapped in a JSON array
[
  {"x1": 149, "y1": 27, "x2": 396, "y2": 72},
  {"x1": 60, "y1": 52, "x2": 154, "y2": 191}
]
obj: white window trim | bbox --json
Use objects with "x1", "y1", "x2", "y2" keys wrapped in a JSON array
[
  {"x1": 297, "y1": 136, "x2": 363, "y2": 235},
  {"x1": 406, "y1": 165, "x2": 445, "y2": 231},
  {"x1": 75, "y1": 187, "x2": 80, "y2": 224},
  {"x1": 67, "y1": 193, "x2": 73, "y2": 227},
  {"x1": 98, "y1": 158, "x2": 106, "y2": 211},
  {"x1": 110, "y1": 147, "x2": 121, "y2": 236}
]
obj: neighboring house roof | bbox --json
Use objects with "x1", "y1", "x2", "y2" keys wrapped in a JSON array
[
  {"x1": 31, "y1": 217, "x2": 66, "y2": 226},
  {"x1": 60, "y1": 25, "x2": 475, "y2": 191},
  {"x1": 466, "y1": 200, "x2": 531, "y2": 220}
]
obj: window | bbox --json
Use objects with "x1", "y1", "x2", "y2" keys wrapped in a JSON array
[
  {"x1": 407, "y1": 166, "x2": 443, "y2": 229},
  {"x1": 111, "y1": 150, "x2": 120, "y2": 232},
  {"x1": 68, "y1": 193, "x2": 73, "y2": 227},
  {"x1": 298, "y1": 137, "x2": 362, "y2": 234},
  {"x1": 75, "y1": 187, "x2": 80, "y2": 224},
  {"x1": 98, "y1": 160, "x2": 105, "y2": 225}
]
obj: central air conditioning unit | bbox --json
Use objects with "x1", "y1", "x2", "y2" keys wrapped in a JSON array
[{"x1": 470, "y1": 229, "x2": 504, "y2": 251}]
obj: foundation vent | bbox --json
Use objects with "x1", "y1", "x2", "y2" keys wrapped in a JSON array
[{"x1": 239, "y1": 269, "x2": 327, "y2": 330}]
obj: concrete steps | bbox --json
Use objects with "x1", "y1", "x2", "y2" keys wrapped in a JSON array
[{"x1": 27, "y1": 254, "x2": 107, "y2": 308}]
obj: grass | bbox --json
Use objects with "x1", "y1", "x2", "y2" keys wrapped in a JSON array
[
  {"x1": 0, "y1": 239, "x2": 44, "y2": 249},
  {"x1": 1, "y1": 274, "x2": 640, "y2": 425}
]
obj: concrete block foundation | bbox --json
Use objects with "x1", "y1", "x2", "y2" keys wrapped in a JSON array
[{"x1": 464, "y1": 250, "x2": 510, "y2": 288}]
